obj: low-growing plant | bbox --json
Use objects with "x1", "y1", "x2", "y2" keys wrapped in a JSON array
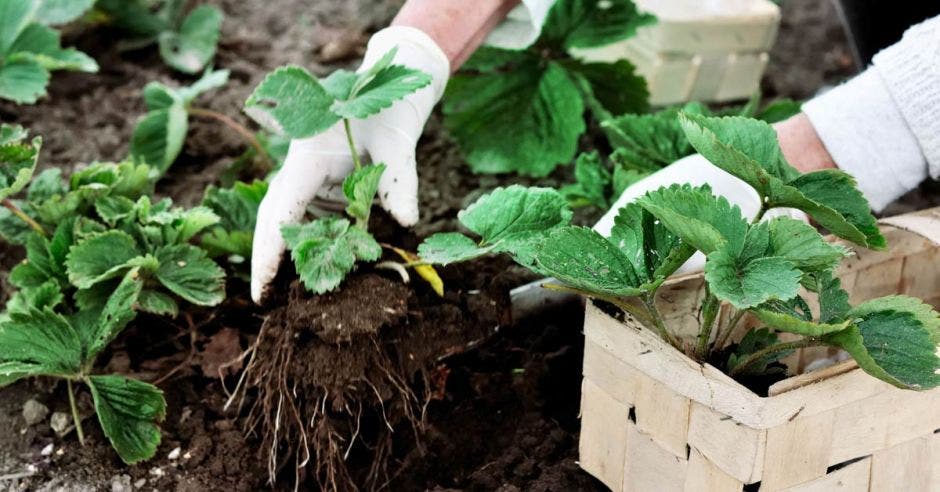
[
  {"x1": 0, "y1": 124, "x2": 235, "y2": 463},
  {"x1": 129, "y1": 68, "x2": 270, "y2": 176},
  {"x1": 242, "y1": 48, "x2": 441, "y2": 294},
  {"x1": 420, "y1": 113, "x2": 940, "y2": 391},
  {"x1": 0, "y1": 0, "x2": 98, "y2": 103},
  {"x1": 93, "y1": 0, "x2": 222, "y2": 74},
  {"x1": 443, "y1": 0, "x2": 654, "y2": 177},
  {"x1": 562, "y1": 97, "x2": 802, "y2": 209}
]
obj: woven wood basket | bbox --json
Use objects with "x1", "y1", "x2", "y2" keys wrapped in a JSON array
[{"x1": 579, "y1": 208, "x2": 940, "y2": 491}]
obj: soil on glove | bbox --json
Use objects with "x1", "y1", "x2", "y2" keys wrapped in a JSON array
[{"x1": 0, "y1": 0, "x2": 934, "y2": 490}]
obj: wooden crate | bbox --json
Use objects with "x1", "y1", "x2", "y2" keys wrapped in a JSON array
[{"x1": 579, "y1": 208, "x2": 940, "y2": 491}]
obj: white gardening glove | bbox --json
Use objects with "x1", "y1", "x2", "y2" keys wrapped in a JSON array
[
  {"x1": 251, "y1": 26, "x2": 450, "y2": 303},
  {"x1": 593, "y1": 153, "x2": 807, "y2": 276}
]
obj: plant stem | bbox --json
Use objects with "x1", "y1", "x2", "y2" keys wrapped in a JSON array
[
  {"x1": 728, "y1": 338, "x2": 823, "y2": 377},
  {"x1": 715, "y1": 309, "x2": 746, "y2": 350},
  {"x1": 188, "y1": 107, "x2": 272, "y2": 172},
  {"x1": 541, "y1": 283, "x2": 654, "y2": 327},
  {"x1": 753, "y1": 199, "x2": 769, "y2": 224},
  {"x1": 696, "y1": 293, "x2": 720, "y2": 359},
  {"x1": 2, "y1": 198, "x2": 45, "y2": 236},
  {"x1": 343, "y1": 119, "x2": 362, "y2": 171},
  {"x1": 67, "y1": 380, "x2": 85, "y2": 446},
  {"x1": 642, "y1": 293, "x2": 682, "y2": 350}
]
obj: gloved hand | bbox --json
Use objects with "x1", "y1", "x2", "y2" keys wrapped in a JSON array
[
  {"x1": 593, "y1": 153, "x2": 807, "y2": 275},
  {"x1": 251, "y1": 26, "x2": 450, "y2": 303}
]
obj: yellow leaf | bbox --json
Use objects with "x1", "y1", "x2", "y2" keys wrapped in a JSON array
[{"x1": 391, "y1": 246, "x2": 444, "y2": 297}]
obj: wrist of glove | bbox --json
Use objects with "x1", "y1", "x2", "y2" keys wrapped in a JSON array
[
  {"x1": 593, "y1": 154, "x2": 807, "y2": 276},
  {"x1": 250, "y1": 26, "x2": 450, "y2": 304}
]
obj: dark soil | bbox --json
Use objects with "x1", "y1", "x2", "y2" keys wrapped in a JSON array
[{"x1": 2, "y1": 0, "x2": 933, "y2": 491}]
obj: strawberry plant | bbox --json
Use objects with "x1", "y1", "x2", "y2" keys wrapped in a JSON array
[
  {"x1": 93, "y1": 0, "x2": 222, "y2": 74},
  {"x1": 0, "y1": 0, "x2": 98, "y2": 103},
  {"x1": 562, "y1": 97, "x2": 802, "y2": 209},
  {"x1": 0, "y1": 125, "x2": 204, "y2": 463},
  {"x1": 420, "y1": 113, "x2": 940, "y2": 391},
  {"x1": 243, "y1": 48, "x2": 434, "y2": 293},
  {"x1": 443, "y1": 0, "x2": 654, "y2": 177}
]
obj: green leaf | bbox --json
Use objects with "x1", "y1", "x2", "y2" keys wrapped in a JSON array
[
  {"x1": 93, "y1": 0, "x2": 168, "y2": 38},
  {"x1": 172, "y1": 206, "x2": 220, "y2": 243},
  {"x1": 417, "y1": 232, "x2": 493, "y2": 266},
  {"x1": 444, "y1": 59, "x2": 584, "y2": 176},
  {"x1": 202, "y1": 180, "x2": 267, "y2": 231},
  {"x1": 0, "y1": 0, "x2": 36, "y2": 55},
  {"x1": 244, "y1": 65, "x2": 339, "y2": 138},
  {"x1": 561, "y1": 151, "x2": 610, "y2": 209},
  {"x1": 816, "y1": 271, "x2": 850, "y2": 324},
  {"x1": 540, "y1": 0, "x2": 656, "y2": 49},
  {"x1": 0, "y1": 60, "x2": 42, "y2": 103},
  {"x1": 330, "y1": 60, "x2": 432, "y2": 119},
  {"x1": 4, "y1": 279, "x2": 63, "y2": 315},
  {"x1": 8, "y1": 23, "x2": 97, "y2": 72},
  {"x1": 704, "y1": 248, "x2": 801, "y2": 309},
  {"x1": 35, "y1": 0, "x2": 95, "y2": 25},
  {"x1": 65, "y1": 230, "x2": 142, "y2": 289},
  {"x1": 0, "y1": 123, "x2": 27, "y2": 144},
  {"x1": 157, "y1": 5, "x2": 222, "y2": 74},
  {"x1": 88, "y1": 375, "x2": 165, "y2": 464},
  {"x1": 142, "y1": 82, "x2": 178, "y2": 111},
  {"x1": 129, "y1": 103, "x2": 188, "y2": 174},
  {"x1": 154, "y1": 244, "x2": 225, "y2": 306},
  {"x1": 567, "y1": 59, "x2": 649, "y2": 116},
  {"x1": 0, "y1": 307, "x2": 82, "y2": 377},
  {"x1": 609, "y1": 202, "x2": 693, "y2": 283},
  {"x1": 176, "y1": 67, "x2": 229, "y2": 103},
  {"x1": 321, "y1": 69, "x2": 358, "y2": 100},
  {"x1": 95, "y1": 195, "x2": 137, "y2": 225},
  {"x1": 784, "y1": 170, "x2": 885, "y2": 249},
  {"x1": 602, "y1": 106, "x2": 693, "y2": 171},
  {"x1": 82, "y1": 268, "x2": 143, "y2": 359},
  {"x1": 457, "y1": 185, "x2": 572, "y2": 264},
  {"x1": 848, "y1": 296, "x2": 940, "y2": 345},
  {"x1": 825, "y1": 311, "x2": 940, "y2": 390},
  {"x1": 27, "y1": 167, "x2": 66, "y2": 201},
  {"x1": 637, "y1": 184, "x2": 748, "y2": 255},
  {"x1": 754, "y1": 99, "x2": 801, "y2": 124},
  {"x1": 281, "y1": 217, "x2": 381, "y2": 294},
  {"x1": 0, "y1": 130, "x2": 40, "y2": 200},
  {"x1": 752, "y1": 308, "x2": 851, "y2": 337},
  {"x1": 727, "y1": 328, "x2": 791, "y2": 375},
  {"x1": 138, "y1": 289, "x2": 178, "y2": 317},
  {"x1": 535, "y1": 226, "x2": 650, "y2": 297},
  {"x1": 746, "y1": 217, "x2": 849, "y2": 273},
  {"x1": 342, "y1": 164, "x2": 385, "y2": 223}
]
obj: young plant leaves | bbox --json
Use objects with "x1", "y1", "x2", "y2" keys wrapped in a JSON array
[
  {"x1": 88, "y1": 375, "x2": 166, "y2": 464},
  {"x1": 637, "y1": 184, "x2": 748, "y2": 256},
  {"x1": 609, "y1": 202, "x2": 693, "y2": 283},
  {"x1": 154, "y1": 245, "x2": 225, "y2": 306},
  {"x1": 418, "y1": 186, "x2": 572, "y2": 266},
  {"x1": 727, "y1": 328, "x2": 791, "y2": 375},
  {"x1": 201, "y1": 180, "x2": 267, "y2": 259},
  {"x1": 157, "y1": 5, "x2": 222, "y2": 74},
  {"x1": 540, "y1": 0, "x2": 656, "y2": 49},
  {"x1": 0, "y1": 307, "x2": 82, "y2": 382},
  {"x1": 281, "y1": 217, "x2": 382, "y2": 294},
  {"x1": 343, "y1": 164, "x2": 385, "y2": 225},
  {"x1": 534, "y1": 226, "x2": 647, "y2": 297},
  {"x1": 560, "y1": 151, "x2": 611, "y2": 209},
  {"x1": 0, "y1": 124, "x2": 41, "y2": 200},
  {"x1": 35, "y1": 0, "x2": 95, "y2": 25},
  {"x1": 704, "y1": 248, "x2": 801, "y2": 310}
]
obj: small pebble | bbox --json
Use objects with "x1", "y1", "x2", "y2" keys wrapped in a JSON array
[
  {"x1": 40, "y1": 443, "x2": 54, "y2": 456},
  {"x1": 50, "y1": 412, "x2": 71, "y2": 435},
  {"x1": 22, "y1": 399, "x2": 49, "y2": 426},
  {"x1": 110, "y1": 474, "x2": 132, "y2": 492},
  {"x1": 167, "y1": 447, "x2": 181, "y2": 460},
  {"x1": 149, "y1": 467, "x2": 165, "y2": 477},
  {"x1": 133, "y1": 478, "x2": 147, "y2": 488}
]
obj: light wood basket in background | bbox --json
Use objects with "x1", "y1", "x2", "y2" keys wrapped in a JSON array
[{"x1": 579, "y1": 208, "x2": 940, "y2": 491}]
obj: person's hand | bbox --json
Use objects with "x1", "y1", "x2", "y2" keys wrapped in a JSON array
[
  {"x1": 250, "y1": 27, "x2": 450, "y2": 303},
  {"x1": 593, "y1": 153, "x2": 807, "y2": 276}
]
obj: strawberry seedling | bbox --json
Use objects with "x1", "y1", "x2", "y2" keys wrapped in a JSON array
[
  {"x1": 443, "y1": 0, "x2": 654, "y2": 176},
  {"x1": 0, "y1": 0, "x2": 98, "y2": 104},
  {"x1": 93, "y1": 0, "x2": 222, "y2": 74},
  {"x1": 421, "y1": 113, "x2": 940, "y2": 391},
  {"x1": 243, "y1": 48, "x2": 436, "y2": 294}
]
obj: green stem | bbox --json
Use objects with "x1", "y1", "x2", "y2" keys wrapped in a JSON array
[
  {"x1": 2, "y1": 198, "x2": 45, "y2": 236},
  {"x1": 188, "y1": 107, "x2": 273, "y2": 173},
  {"x1": 715, "y1": 309, "x2": 746, "y2": 350},
  {"x1": 728, "y1": 338, "x2": 823, "y2": 377},
  {"x1": 696, "y1": 293, "x2": 720, "y2": 359},
  {"x1": 541, "y1": 283, "x2": 654, "y2": 327},
  {"x1": 343, "y1": 119, "x2": 362, "y2": 171},
  {"x1": 642, "y1": 293, "x2": 682, "y2": 350},
  {"x1": 67, "y1": 380, "x2": 85, "y2": 446},
  {"x1": 753, "y1": 199, "x2": 769, "y2": 224}
]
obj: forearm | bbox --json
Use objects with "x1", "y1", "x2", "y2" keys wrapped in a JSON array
[
  {"x1": 392, "y1": 0, "x2": 521, "y2": 69},
  {"x1": 773, "y1": 113, "x2": 836, "y2": 174}
]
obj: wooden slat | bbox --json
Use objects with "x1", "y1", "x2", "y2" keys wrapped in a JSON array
[
  {"x1": 622, "y1": 422, "x2": 687, "y2": 492},
  {"x1": 686, "y1": 402, "x2": 765, "y2": 483},
  {"x1": 768, "y1": 361, "x2": 858, "y2": 396},
  {"x1": 760, "y1": 410, "x2": 835, "y2": 491},
  {"x1": 583, "y1": 339, "x2": 639, "y2": 406},
  {"x1": 683, "y1": 447, "x2": 743, "y2": 492},
  {"x1": 579, "y1": 378, "x2": 631, "y2": 491},
  {"x1": 779, "y1": 457, "x2": 870, "y2": 492},
  {"x1": 870, "y1": 436, "x2": 933, "y2": 491},
  {"x1": 634, "y1": 371, "x2": 692, "y2": 459}
]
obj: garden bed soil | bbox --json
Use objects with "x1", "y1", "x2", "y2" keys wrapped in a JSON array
[{"x1": 2, "y1": 0, "x2": 934, "y2": 490}]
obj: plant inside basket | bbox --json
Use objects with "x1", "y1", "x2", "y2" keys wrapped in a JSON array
[{"x1": 418, "y1": 112, "x2": 940, "y2": 391}]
